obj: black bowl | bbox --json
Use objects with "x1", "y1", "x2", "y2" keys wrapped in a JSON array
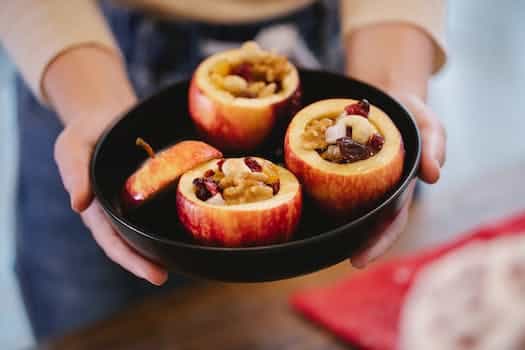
[{"x1": 90, "y1": 69, "x2": 421, "y2": 282}]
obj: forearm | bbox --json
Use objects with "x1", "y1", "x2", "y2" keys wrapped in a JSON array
[
  {"x1": 345, "y1": 23, "x2": 435, "y2": 100},
  {"x1": 43, "y1": 46, "x2": 136, "y2": 135}
]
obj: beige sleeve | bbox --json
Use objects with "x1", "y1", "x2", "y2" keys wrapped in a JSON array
[
  {"x1": 340, "y1": 0, "x2": 447, "y2": 73},
  {"x1": 0, "y1": 0, "x2": 121, "y2": 104}
]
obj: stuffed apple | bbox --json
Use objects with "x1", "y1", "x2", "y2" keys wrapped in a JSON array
[{"x1": 284, "y1": 99, "x2": 404, "y2": 215}]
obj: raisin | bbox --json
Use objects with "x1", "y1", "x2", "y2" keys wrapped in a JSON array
[
  {"x1": 346, "y1": 126, "x2": 353, "y2": 137},
  {"x1": 204, "y1": 169, "x2": 215, "y2": 178},
  {"x1": 193, "y1": 177, "x2": 220, "y2": 201},
  {"x1": 344, "y1": 99, "x2": 370, "y2": 118},
  {"x1": 231, "y1": 62, "x2": 253, "y2": 82},
  {"x1": 368, "y1": 134, "x2": 384, "y2": 154},
  {"x1": 193, "y1": 178, "x2": 212, "y2": 201},
  {"x1": 270, "y1": 181, "x2": 280, "y2": 195},
  {"x1": 217, "y1": 159, "x2": 225, "y2": 172},
  {"x1": 337, "y1": 137, "x2": 371, "y2": 162},
  {"x1": 244, "y1": 157, "x2": 263, "y2": 172},
  {"x1": 203, "y1": 179, "x2": 220, "y2": 196}
]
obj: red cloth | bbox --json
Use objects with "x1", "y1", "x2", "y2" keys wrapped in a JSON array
[{"x1": 290, "y1": 211, "x2": 525, "y2": 350}]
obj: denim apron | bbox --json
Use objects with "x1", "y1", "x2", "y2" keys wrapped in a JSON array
[{"x1": 14, "y1": 0, "x2": 341, "y2": 339}]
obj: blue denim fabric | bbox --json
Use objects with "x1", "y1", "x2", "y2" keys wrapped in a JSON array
[{"x1": 14, "y1": 1, "x2": 340, "y2": 340}]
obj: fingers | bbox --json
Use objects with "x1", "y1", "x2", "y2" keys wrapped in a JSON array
[
  {"x1": 82, "y1": 201, "x2": 168, "y2": 286},
  {"x1": 54, "y1": 127, "x2": 94, "y2": 212},
  {"x1": 56, "y1": 125, "x2": 167, "y2": 286},
  {"x1": 351, "y1": 180, "x2": 416, "y2": 268},
  {"x1": 420, "y1": 124, "x2": 444, "y2": 184},
  {"x1": 398, "y1": 94, "x2": 446, "y2": 184}
]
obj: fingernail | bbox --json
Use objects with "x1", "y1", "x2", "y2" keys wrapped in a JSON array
[
  {"x1": 140, "y1": 268, "x2": 168, "y2": 286},
  {"x1": 350, "y1": 256, "x2": 368, "y2": 269},
  {"x1": 70, "y1": 197, "x2": 80, "y2": 213},
  {"x1": 150, "y1": 273, "x2": 168, "y2": 286}
]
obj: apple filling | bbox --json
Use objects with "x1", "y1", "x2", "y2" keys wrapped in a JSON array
[
  {"x1": 208, "y1": 42, "x2": 291, "y2": 99},
  {"x1": 302, "y1": 100, "x2": 385, "y2": 163},
  {"x1": 192, "y1": 157, "x2": 281, "y2": 205}
]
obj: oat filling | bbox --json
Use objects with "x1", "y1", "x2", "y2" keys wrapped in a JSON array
[
  {"x1": 209, "y1": 42, "x2": 291, "y2": 98},
  {"x1": 193, "y1": 157, "x2": 281, "y2": 205},
  {"x1": 302, "y1": 100, "x2": 385, "y2": 163}
]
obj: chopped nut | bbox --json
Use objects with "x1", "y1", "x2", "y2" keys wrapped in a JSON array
[
  {"x1": 249, "y1": 184, "x2": 273, "y2": 199},
  {"x1": 248, "y1": 172, "x2": 269, "y2": 182},
  {"x1": 219, "y1": 176, "x2": 234, "y2": 188},
  {"x1": 212, "y1": 59, "x2": 231, "y2": 76},
  {"x1": 247, "y1": 82, "x2": 266, "y2": 97},
  {"x1": 208, "y1": 43, "x2": 291, "y2": 99},
  {"x1": 222, "y1": 75, "x2": 248, "y2": 95},
  {"x1": 266, "y1": 69, "x2": 275, "y2": 83},
  {"x1": 263, "y1": 163, "x2": 280, "y2": 184},
  {"x1": 339, "y1": 115, "x2": 377, "y2": 144},
  {"x1": 302, "y1": 117, "x2": 334, "y2": 151},
  {"x1": 321, "y1": 145, "x2": 343, "y2": 162},
  {"x1": 210, "y1": 73, "x2": 224, "y2": 89},
  {"x1": 198, "y1": 158, "x2": 281, "y2": 205},
  {"x1": 259, "y1": 83, "x2": 277, "y2": 97}
]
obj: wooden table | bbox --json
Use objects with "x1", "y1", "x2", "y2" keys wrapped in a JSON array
[{"x1": 37, "y1": 162, "x2": 525, "y2": 350}]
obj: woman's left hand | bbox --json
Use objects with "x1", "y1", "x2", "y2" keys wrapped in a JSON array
[
  {"x1": 351, "y1": 92, "x2": 446, "y2": 268},
  {"x1": 344, "y1": 23, "x2": 447, "y2": 267}
]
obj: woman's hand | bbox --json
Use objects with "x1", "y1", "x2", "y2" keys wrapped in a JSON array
[
  {"x1": 345, "y1": 23, "x2": 447, "y2": 267},
  {"x1": 45, "y1": 46, "x2": 168, "y2": 285}
]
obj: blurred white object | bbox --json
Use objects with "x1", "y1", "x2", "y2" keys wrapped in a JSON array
[
  {"x1": 399, "y1": 234, "x2": 525, "y2": 350},
  {"x1": 206, "y1": 193, "x2": 225, "y2": 205},
  {"x1": 200, "y1": 24, "x2": 321, "y2": 69},
  {"x1": 325, "y1": 122, "x2": 345, "y2": 144},
  {"x1": 255, "y1": 24, "x2": 321, "y2": 68}
]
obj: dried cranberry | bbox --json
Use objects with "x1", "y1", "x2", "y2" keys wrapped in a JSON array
[
  {"x1": 270, "y1": 181, "x2": 280, "y2": 195},
  {"x1": 346, "y1": 126, "x2": 353, "y2": 137},
  {"x1": 204, "y1": 169, "x2": 215, "y2": 178},
  {"x1": 231, "y1": 62, "x2": 253, "y2": 81},
  {"x1": 193, "y1": 178, "x2": 212, "y2": 201},
  {"x1": 203, "y1": 179, "x2": 220, "y2": 196},
  {"x1": 344, "y1": 99, "x2": 370, "y2": 118},
  {"x1": 193, "y1": 177, "x2": 220, "y2": 201},
  {"x1": 368, "y1": 134, "x2": 384, "y2": 154},
  {"x1": 244, "y1": 157, "x2": 262, "y2": 172},
  {"x1": 337, "y1": 137, "x2": 371, "y2": 162},
  {"x1": 217, "y1": 159, "x2": 225, "y2": 172}
]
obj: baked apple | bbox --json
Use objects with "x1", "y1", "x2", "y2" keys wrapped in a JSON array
[
  {"x1": 176, "y1": 157, "x2": 302, "y2": 247},
  {"x1": 189, "y1": 41, "x2": 301, "y2": 151},
  {"x1": 284, "y1": 99, "x2": 404, "y2": 215},
  {"x1": 123, "y1": 139, "x2": 222, "y2": 209}
]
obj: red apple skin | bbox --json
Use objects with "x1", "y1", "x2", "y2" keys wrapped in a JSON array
[
  {"x1": 123, "y1": 141, "x2": 222, "y2": 209},
  {"x1": 176, "y1": 188, "x2": 302, "y2": 247},
  {"x1": 284, "y1": 133, "x2": 404, "y2": 216},
  {"x1": 189, "y1": 78, "x2": 301, "y2": 151}
]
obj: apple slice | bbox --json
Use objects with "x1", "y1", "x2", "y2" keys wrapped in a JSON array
[
  {"x1": 176, "y1": 157, "x2": 302, "y2": 247},
  {"x1": 189, "y1": 42, "x2": 301, "y2": 151},
  {"x1": 123, "y1": 140, "x2": 222, "y2": 209},
  {"x1": 284, "y1": 99, "x2": 405, "y2": 216}
]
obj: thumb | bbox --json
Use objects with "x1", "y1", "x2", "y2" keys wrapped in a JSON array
[{"x1": 54, "y1": 127, "x2": 94, "y2": 212}]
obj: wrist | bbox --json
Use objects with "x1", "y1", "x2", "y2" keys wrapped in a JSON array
[
  {"x1": 44, "y1": 45, "x2": 137, "y2": 133},
  {"x1": 345, "y1": 23, "x2": 435, "y2": 101}
]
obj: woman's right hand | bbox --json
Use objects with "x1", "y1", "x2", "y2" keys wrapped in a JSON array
[{"x1": 45, "y1": 46, "x2": 168, "y2": 285}]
